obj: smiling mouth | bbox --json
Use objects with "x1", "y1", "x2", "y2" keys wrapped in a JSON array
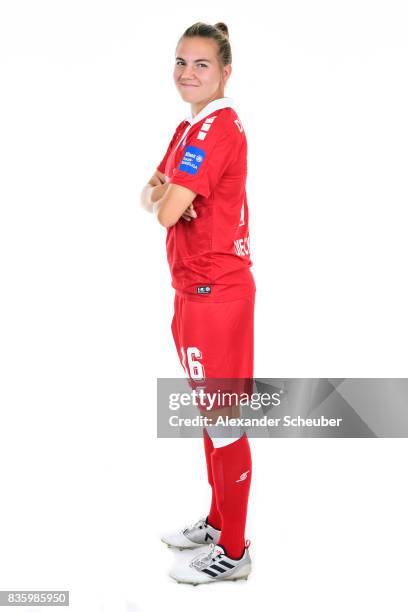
[{"x1": 180, "y1": 83, "x2": 199, "y2": 87}]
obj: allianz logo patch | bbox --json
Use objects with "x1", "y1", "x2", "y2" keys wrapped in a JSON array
[
  {"x1": 197, "y1": 285, "x2": 211, "y2": 294},
  {"x1": 178, "y1": 145, "x2": 206, "y2": 175}
]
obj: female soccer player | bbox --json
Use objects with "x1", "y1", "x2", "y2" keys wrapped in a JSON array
[{"x1": 141, "y1": 22, "x2": 256, "y2": 585}]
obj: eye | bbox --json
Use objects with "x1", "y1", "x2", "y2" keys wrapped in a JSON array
[{"x1": 175, "y1": 61, "x2": 208, "y2": 68}]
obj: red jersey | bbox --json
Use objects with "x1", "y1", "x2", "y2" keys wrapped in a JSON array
[{"x1": 157, "y1": 96, "x2": 255, "y2": 302}]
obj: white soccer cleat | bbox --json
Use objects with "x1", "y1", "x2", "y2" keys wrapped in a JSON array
[
  {"x1": 161, "y1": 516, "x2": 221, "y2": 550},
  {"x1": 169, "y1": 541, "x2": 252, "y2": 585}
]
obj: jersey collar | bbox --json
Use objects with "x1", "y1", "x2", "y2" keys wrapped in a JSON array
[{"x1": 185, "y1": 96, "x2": 234, "y2": 126}]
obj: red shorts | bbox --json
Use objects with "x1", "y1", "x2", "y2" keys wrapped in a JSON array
[{"x1": 171, "y1": 291, "x2": 255, "y2": 410}]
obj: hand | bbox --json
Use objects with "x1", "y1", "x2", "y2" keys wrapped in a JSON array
[
  {"x1": 181, "y1": 203, "x2": 197, "y2": 222},
  {"x1": 151, "y1": 181, "x2": 169, "y2": 202},
  {"x1": 149, "y1": 173, "x2": 167, "y2": 187}
]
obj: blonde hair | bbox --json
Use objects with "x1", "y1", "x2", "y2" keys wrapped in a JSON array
[{"x1": 177, "y1": 22, "x2": 232, "y2": 68}]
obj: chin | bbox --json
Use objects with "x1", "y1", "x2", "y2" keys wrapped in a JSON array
[{"x1": 178, "y1": 87, "x2": 201, "y2": 101}]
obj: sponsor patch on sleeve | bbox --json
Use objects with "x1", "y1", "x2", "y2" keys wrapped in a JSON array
[{"x1": 178, "y1": 145, "x2": 206, "y2": 175}]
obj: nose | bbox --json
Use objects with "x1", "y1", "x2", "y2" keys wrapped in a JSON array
[{"x1": 180, "y1": 64, "x2": 196, "y2": 79}]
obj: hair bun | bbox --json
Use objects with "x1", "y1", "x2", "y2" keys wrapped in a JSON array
[{"x1": 214, "y1": 22, "x2": 229, "y2": 39}]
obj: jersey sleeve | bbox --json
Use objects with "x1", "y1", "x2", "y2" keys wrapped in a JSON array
[
  {"x1": 168, "y1": 119, "x2": 240, "y2": 198},
  {"x1": 156, "y1": 121, "x2": 187, "y2": 174}
]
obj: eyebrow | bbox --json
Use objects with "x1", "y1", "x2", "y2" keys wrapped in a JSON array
[{"x1": 175, "y1": 57, "x2": 212, "y2": 63}]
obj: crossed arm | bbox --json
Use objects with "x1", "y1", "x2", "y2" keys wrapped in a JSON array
[{"x1": 140, "y1": 169, "x2": 198, "y2": 228}]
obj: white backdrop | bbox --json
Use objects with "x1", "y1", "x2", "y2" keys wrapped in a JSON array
[{"x1": 0, "y1": 1, "x2": 407, "y2": 611}]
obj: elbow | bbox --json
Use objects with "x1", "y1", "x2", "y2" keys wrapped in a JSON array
[
  {"x1": 140, "y1": 197, "x2": 150, "y2": 212},
  {"x1": 157, "y1": 209, "x2": 176, "y2": 228},
  {"x1": 140, "y1": 185, "x2": 153, "y2": 212}
]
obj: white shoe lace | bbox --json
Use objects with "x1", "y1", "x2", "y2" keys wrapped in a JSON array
[{"x1": 190, "y1": 544, "x2": 223, "y2": 570}]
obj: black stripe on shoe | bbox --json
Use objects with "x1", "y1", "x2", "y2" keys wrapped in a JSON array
[
  {"x1": 202, "y1": 568, "x2": 218, "y2": 577},
  {"x1": 219, "y1": 560, "x2": 235, "y2": 569},
  {"x1": 210, "y1": 564, "x2": 226, "y2": 573}
]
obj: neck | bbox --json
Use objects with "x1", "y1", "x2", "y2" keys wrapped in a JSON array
[{"x1": 191, "y1": 93, "x2": 225, "y2": 119}]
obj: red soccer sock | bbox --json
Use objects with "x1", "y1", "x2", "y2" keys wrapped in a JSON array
[
  {"x1": 203, "y1": 428, "x2": 222, "y2": 530},
  {"x1": 211, "y1": 433, "x2": 252, "y2": 559}
]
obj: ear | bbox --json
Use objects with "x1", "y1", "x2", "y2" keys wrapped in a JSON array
[{"x1": 223, "y1": 64, "x2": 232, "y2": 83}]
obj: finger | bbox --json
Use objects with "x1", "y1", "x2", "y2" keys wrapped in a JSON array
[{"x1": 184, "y1": 207, "x2": 197, "y2": 218}]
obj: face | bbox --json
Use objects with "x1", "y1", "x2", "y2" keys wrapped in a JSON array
[{"x1": 173, "y1": 36, "x2": 232, "y2": 106}]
